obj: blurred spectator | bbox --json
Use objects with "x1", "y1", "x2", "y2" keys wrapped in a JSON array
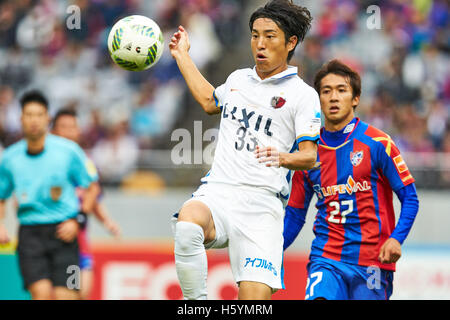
[
  {"x1": 179, "y1": 1, "x2": 222, "y2": 70},
  {"x1": 129, "y1": 81, "x2": 161, "y2": 148},
  {"x1": 91, "y1": 119, "x2": 139, "y2": 185},
  {"x1": 0, "y1": 85, "x2": 21, "y2": 146},
  {"x1": 80, "y1": 109, "x2": 107, "y2": 150},
  {"x1": 296, "y1": 36, "x2": 325, "y2": 85},
  {"x1": 427, "y1": 101, "x2": 448, "y2": 151},
  {"x1": 0, "y1": 0, "x2": 447, "y2": 186}
]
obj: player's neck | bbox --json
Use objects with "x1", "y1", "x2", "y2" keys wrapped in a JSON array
[
  {"x1": 324, "y1": 114, "x2": 355, "y2": 132},
  {"x1": 26, "y1": 133, "x2": 47, "y2": 154},
  {"x1": 256, "y1": 63, "x2": 288, "y2": 80}
]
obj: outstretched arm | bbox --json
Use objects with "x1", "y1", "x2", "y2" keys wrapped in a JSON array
[
  {"x1": 169, "y1": 25, "x2": 220, "y2": 115},
  {"x1": 93, "y1": 202, "x2": 121, "y2": 238}
]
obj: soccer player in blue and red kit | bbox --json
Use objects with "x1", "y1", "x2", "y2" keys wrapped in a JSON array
[{"x1": 283, "y1": 60, "x2": 420, "y2": 300}]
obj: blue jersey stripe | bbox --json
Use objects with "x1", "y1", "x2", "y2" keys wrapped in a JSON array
[
  {"x1": 338, "y1": 140, "x2": 361, "y2": 264},
  {"x1": 309, "y1": 153, "x2": 329, "y2": 258},
  {"x1": 370, "y1": 165, "x2": 382, "y2": 237}
]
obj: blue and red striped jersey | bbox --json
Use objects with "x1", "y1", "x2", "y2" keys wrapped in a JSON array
[{"x1": 288, "y1": 119, "x2": 415, "y2": 271}]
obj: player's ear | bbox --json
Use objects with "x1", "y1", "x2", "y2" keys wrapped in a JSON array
[
  {"x1": 352, "y1": 95, "x2": 360, "y2": 109},
  {"x1": 287, "y1": 35, "x2": 298, "y2": 51}
]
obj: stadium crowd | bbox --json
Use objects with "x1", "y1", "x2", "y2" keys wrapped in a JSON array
[{"x1": 0, "y1": 0, "x2": 448, "y2": 184}]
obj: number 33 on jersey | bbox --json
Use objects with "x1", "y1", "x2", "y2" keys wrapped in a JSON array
[{"x1": 204, "y1": 66, "x2": 321, "y2": 197}]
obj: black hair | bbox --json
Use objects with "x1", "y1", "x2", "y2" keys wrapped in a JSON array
[
  {"x1": 249, "y1": 0, "x2": 313, "y2": 62},
  {"x1": 20, "y1": 90, "x2": 49, "y2": 111},
  {"x1": 314, "y1": 59, "x2": 362, "y2": 100},
  {"x1": 52, "y1": 108, "x2": 77, "y2": 129}
]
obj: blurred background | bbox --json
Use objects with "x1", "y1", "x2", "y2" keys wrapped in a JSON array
[{"x1": 0, "y1": 0, "x2": 449, "y2": 300}]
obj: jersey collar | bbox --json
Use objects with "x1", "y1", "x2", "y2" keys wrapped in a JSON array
[
  {"x1": 319, "y1": 117, "x2": 361, "y2": 149},
  {"x1": 249, "y1": 65, "x2": 298, "y2": 82}
]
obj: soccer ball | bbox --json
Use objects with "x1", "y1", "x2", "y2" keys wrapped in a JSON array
[{"x1": 107, "y1": 15, "x2": 164, "y2": 71}]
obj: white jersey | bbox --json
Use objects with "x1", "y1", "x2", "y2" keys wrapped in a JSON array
[{"x1": 202, "y1": 66, "x2": 321, "y2": 197}]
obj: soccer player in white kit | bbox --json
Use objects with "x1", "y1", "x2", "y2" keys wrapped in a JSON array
[{"x1": 169, "y1": 0, "x2": 321, "y2": 300}]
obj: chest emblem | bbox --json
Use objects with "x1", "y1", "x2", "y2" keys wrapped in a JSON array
[
  {"x1": 270, "y1": 96, "x2": 286, "y2": 109},
  {"x1": 50, "y1": 186, "x2": 62, "y2": 201},
  {"x1": 350, "y1": 150, "x2": 364, "y2": 167}
]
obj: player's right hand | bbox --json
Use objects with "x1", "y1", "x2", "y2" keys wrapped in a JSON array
[
  {"x1": 56, "y1": 219, "x2": 80, "y2": 243},
  {"x1": 0, "y1": 224, "x2": 10, "y2": 244},
  {"x1": 169, "y1": 25, "x2": 190, "y2": 59},
  {"x1": 255, "y1": 145, "x2": 281, "y2": 168},
  {"x1": 378, "y1": 237, "x2": 402, "y2": 264}
]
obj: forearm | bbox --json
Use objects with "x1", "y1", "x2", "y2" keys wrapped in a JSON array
[
  {"x1": 279, "y1": 140, "x2": 317, "y2": 170},
  {"x1": 174, "y1": 52, "x2": 218, "y2": 115},
  {"x1": 93, "y1": 202, "x2": 109, "y2": 223},
  {"x1": 93, "y1": 202, "x2": 120, "y2": 237},
  {"x1": 283, "y1": 206, "x2": 307, "y2": 250},
  {"x1": 80, "y1": 182, "x2": 100, "y2": 214},
  {"x1": 280, "y1": 149, "x2": 317, "y2": 171},
  {"x1": 390, "y1": 184, "x2": 419, "y2": 244}
]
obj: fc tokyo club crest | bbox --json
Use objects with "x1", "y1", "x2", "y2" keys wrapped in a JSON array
[
  {"x1": 350, "y1": 151, "x2": 364, "y2": 167},
  {"x1": 271, "y1": 96, "x2": 286, "y2": 109}
]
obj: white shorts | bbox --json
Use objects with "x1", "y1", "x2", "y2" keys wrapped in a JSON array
[{"x1": 172, "y1": 182, "x2": 285, "y2": 290}]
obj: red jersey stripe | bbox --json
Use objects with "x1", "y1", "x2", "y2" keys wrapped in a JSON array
[
  {"x1": 318, "y1": 147, "x2": 346, "y2": 261},
  {"x1": 352, "y1": 139, "x2": 379, "y2": 266}
]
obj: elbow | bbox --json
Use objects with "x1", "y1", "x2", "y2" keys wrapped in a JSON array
[
  {"x1": 86, "y1": 181, "x2": 101, "y2": 199},
  {"x1": 202, "y1": 97, "x2": 221, "y2": 115},
  {"x1": 93, "y1": 182, "x2": 101, "y2": 195},
  {"x1": 294, "y1": 140, "x2": 318, "y2": 170},
  {"x1": 303, "y1": 153, "x2": 317, "y2": 170},
  {"x1": 205, "y1": 108, "x2": 219, "y2": 116},
  {"x1": 307, "y1": 157, "x2": 317, "y2": 170}
]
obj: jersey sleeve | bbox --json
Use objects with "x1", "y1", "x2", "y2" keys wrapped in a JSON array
[
  {"x1": 288, "y1": 170, "x2": 314, "y2": 210},
  {"x1": 0, "y1": 157, "x2": 13, "y2": 200},
  {"x1": 294, "y1": 87, "x2": 321, "y2": 144},
  {"x1": 390, "y1": 183, "x2": 419, "y2": 244},
  {"x1": 375, "y1": 136, "x2": 415, "y2": 192},
  {"x1": 69, "y1": 146, "x2": 99, "y2": 188},
  {"x1": 213, "y1": 70, "x2": 242, "y2": 111},
  {"x1": 213, "y1": 83, "x2": 226, "y2": 111}
]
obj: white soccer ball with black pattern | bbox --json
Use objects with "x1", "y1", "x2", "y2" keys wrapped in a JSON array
[{"x1": 108, "y1": 15, "x2": 164, "y2": 71}]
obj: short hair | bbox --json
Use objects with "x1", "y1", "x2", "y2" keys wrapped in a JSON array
[
  {"x1": 249, "y1": 0, "x2": 312, "y2": 62},
  {"x1": 52, "y1": 108, "x2": 77, "y2": 129},
  {"x1": 314, "y1": 59, "x2": 362, "y2": 99},
  {"x1": 19, "y1": 90, "x2": 49, "y2": 110}
]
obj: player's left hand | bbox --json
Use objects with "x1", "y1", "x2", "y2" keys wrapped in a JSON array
[
  {"x1": 104, "y1": 218, "x2": 121, "y2": 239},
  {"x1": 378, "y1": 238, "x2": 401, "y2": 264},
  {"x1": 56, "y1": 219, "x2": 80, "y2": 243},
  {"x1": 254, "y1": 146, "x2": 281, "y2": 168}
]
